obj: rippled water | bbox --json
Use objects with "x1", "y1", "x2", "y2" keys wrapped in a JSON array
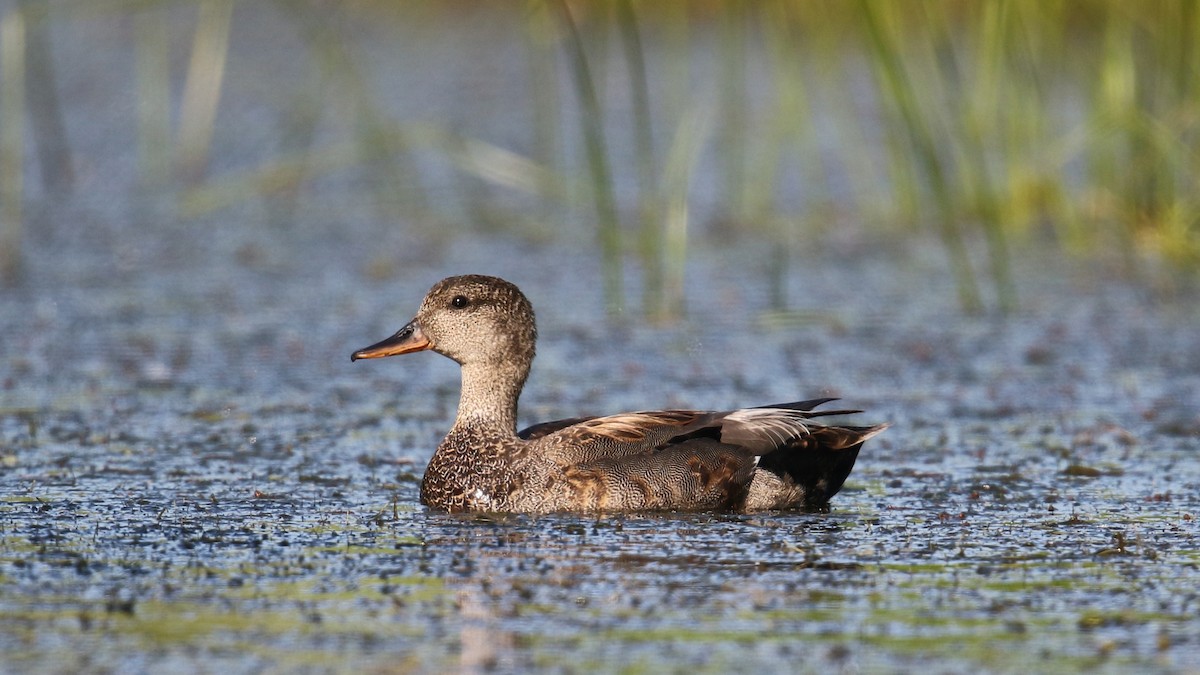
[{"x1": 3, "y1": 222, "x2": 1199, "y2": 673}]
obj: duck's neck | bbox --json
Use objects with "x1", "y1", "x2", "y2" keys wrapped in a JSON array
[{"x1": 450, "y1": 360, "x2": 529, "y2": 438}]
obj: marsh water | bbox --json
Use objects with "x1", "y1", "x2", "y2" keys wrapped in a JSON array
[
  {"x1": 5, "y1": 224, "x2": 1199, "y2": 673},
  {"x1": 3, "y1": 4, "x2": 1200, "y2": 674}
]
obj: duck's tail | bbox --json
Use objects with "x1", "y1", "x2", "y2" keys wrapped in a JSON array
[{"x1": 751, "y1": 401, "x2": 888, "y2": 511}]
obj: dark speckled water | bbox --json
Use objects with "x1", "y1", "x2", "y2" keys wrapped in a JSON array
[
  {"x1": 5, "y1": 227, "x2": 1198, "y2": 673},
  {"x1": 3, "y1": 4, "x2": 1200, "y2": 674}
]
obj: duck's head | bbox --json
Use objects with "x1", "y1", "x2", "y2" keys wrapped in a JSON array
[{"x1": 351, "y1": 275, "x2": 537, "y2": 367}]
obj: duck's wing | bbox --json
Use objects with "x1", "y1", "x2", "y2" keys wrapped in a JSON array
[
  {"x1": 534, "y1": 399, "x2": 888, "y2": 511},
  {"x1": 517, "y1": 416, "x2": 597, "y2": 441},
  {"x1": 545, "y1": 399, "x2": 880, "y2": 462},
  {"x1": 542, "y1": 409, "x2": 724, "y2": 461},
  {"x1": 719, "y1": 406, "x2": 887, "y2": 453},
  {"x1": 535, "y1": 396, "x2": 883, "y2": 458}
]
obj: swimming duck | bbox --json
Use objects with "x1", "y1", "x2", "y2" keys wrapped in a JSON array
[{"x1": 351, "y1": 275, "x2": 887, "y2": 514}]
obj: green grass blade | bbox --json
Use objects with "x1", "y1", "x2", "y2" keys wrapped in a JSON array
[
  {"x1": 615, "y1": 0, "x2": 662, "y2": 319},
  {"x1": 551, "y1": 0, "x2": 623, "y2": 315},
  {"x1": 859, "y1": 0, "x2": 982, "y2": 312}
]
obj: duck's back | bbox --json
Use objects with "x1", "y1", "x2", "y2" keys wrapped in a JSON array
[{"x1": 503, "y1": 399, "x2": 886, "y2": 513}]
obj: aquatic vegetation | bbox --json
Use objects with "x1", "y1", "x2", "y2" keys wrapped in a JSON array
[
  {"x1": 3, "y1": 1, "x2": 1198, "y2": 307},
  {"x1": 3, "y1": 301, "x2": 1199, "y2": 671}
]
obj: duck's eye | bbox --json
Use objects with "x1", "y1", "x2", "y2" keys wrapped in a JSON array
[{"x1": 451, "y1": 295, "x2": 469, "y2": 309}]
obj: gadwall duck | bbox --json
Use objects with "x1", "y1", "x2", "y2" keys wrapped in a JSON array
[{"x1": 352, "y1": 275, "x2": 887, "y2": 514}]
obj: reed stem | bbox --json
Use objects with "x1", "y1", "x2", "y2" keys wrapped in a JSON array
[
  {"x1": 135, "y1": 5, "x2": 171, "y2": 188},
  {"x1": 177, "y1": 0, "x2": 233, "y2": 183},
  {"x1": 860, "y1": 0, "x2": 983, "y2": 312},
  {"x1": 552, "y1": 0, "x2": 623, "y2": 315},
  {"x1": 18, "y1": 0, "x2": 71, "y2": 195},
  {"x1": 615, "y1": 0, "x2": 662, "y2": 318},
  {"x1": 0, "y1": 8, "x2": 25, "y2": 285}
]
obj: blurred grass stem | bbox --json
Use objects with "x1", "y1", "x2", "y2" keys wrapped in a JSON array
[
  {"x1": 18, "y1": 0, "x2": 71, "y2": 195},
  {"x1": 1, "y1": 8, "x2": 25, "y2": 285},
  {"x1": 615, "y1": 0, "x2": 663, "y2": 318},
  {"x1": 552, "y1": 0, "x2": 623, "y2": 315},
  {"x1": 662, "y1": 103, "x2": 716, "y2": 318},
  {"x1": 136, "y1": 5, "x2": 171, "y2": 187},
  {"x1": 861, "y1": 1, "x2": 982, "y2": 312},
  {"x1": 177, "y1": 0, "x2": 232, "y2": 183},
  {"x1": 523, "y1": 0, "x2": 562, "y2": 226}
]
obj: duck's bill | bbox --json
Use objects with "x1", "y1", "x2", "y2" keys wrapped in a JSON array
[{"x1": 351, "y1": 320, "x2": 431, "y2": 361}]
